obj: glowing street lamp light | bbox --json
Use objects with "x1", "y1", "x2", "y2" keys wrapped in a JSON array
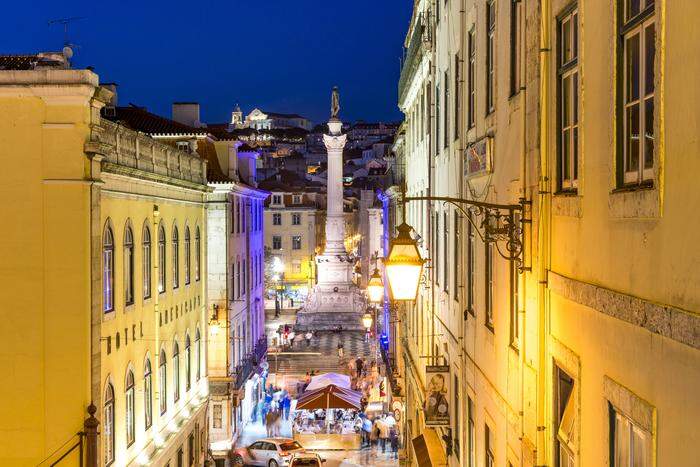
[
  {"x1": 366, "y1": 267, "x2": 384, "y2": 303},
  {"x1": 384, "y1": 222, "x2": 425, "y2": 301},
  {"x1": 362, "y1": 312, "x2": 373, "y2": 331}
]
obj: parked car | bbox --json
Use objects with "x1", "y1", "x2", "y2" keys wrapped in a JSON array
[
  {"x1": 232, "y1": 438, "x2": 305, "y2": 467},
  {"x1": 289, "y1": 452, "x2": 326, "y2": 467}
]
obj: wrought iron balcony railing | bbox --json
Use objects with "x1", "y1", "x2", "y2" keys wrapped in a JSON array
[{"x1": 232, "y1": 337, "x2": 268, "y2": 390}]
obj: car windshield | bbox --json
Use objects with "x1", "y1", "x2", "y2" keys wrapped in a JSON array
[
  {"x1": 279, "y1": 441, "x2": 303, "y2": 451},
  {"x1": 291, "y1": 460, "x2": 320, "y2": 467}
]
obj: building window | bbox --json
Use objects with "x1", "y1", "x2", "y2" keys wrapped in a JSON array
[
  {"x1": 454, "y1": 54, "x2": 460, "y2": 140},
  {"x1": 195, "y1": 227, "x2": 201, "y2": 282},
  {"x1": 292, "y1": 213, "x2": 301, "y2": 225},
  {"x1": 273, "y1": 236, "x2": 282, "y2": 250},
  {"x1": 619, "y1": 0, "x2": 655, "y2": 185},
  {"x1": 454, "y1": 375, "x2": 461, "y2": 459},
  {"x1": 242, "y1": 259, "x2": 247, "y2": 294},
  {"x1": 510, "y1": 246, "x2": 520, "y2": 348},
  {"x1": 556, "y1": 366, "x2": 576, "y2": 467},
  {"x1": 468, "y1": 28, "x2": 476, "y2": 128},
  {"x1": 292, "y1": 194, "x2": 302, "y2": 204},
  {"x1": 558, "y1": 6, "x2": 580, "y2": 190},
  {"x1": 195, "y1": 328, "x2": 201, "y2": 381},
  {"x1": 125, "y1": 369, "x2": 135, "y2": 447},
  {"x1": 435, "y1": 82, "x2": 441, "y2": 155},
  {"x1": 610, "y1": 405, "x2": 651, "y2": 467},
  {"x1": 173, "y1": 342, "x2": 180, "y2": 402},
  {"x1": 273, "y1": 213, "x2": 282, "y2": 225},
  {"x1": 104, "y1": 383, "x2": 115, "y2": 466},
  {"x1": 103, "y1": 225, "x2": 114, "y2": 313},
  {"x1": 185, "y1": 334, "x2": 191, "y2": 391},
  {"x1": 272, "y1": 194, "x2": 282, "y2": 205},
  {"x1": 292, "y1": 235, "x2": 302, "y2": 250},
  {"x1": 144, "y1": 358, "x2": 153, "y2": 429},
  {"x1": 453, "y1": 213, "x2": 461, "y2": 296},
  {"x1": 486, "y1": 0, "x2": 496, "y2": 114},
  {"x1": 143, "y1": 225, "x2": 151, "y2": 299},
  {"x1": 510, "y1": 0, "x2": 522, "y2": 96},
  {"x1": 184, "y1": 227, "x2": 191, "y2": 285},
  {"x1": 159, "y1": 349, "x2": 167, "y2": 414},
  {"x1": 172, "y1": 226, "x2": 179, "y2": 289},
  {"x1": 485, "y1": 242, "x2": 494, "y2": 330},
  {"x1": 443, "y1": 211, "x2": 449, "y2": 291},
  {"x1": 485, "y1": 423, "x2": 495, "y2": 467},
  {"x1": 236, "y1": 261, "x2": 241, "y2": 298},
  {"x1": 443, "y1": 69, "x2": 450, "y2": 148},
  {"x1": 213, "y1": 404, "x2": 222, "y2": 429},
  {"x1": 467, "y1": 218, "x2": 476, "y2": 316},
  {"x1": 188, "y1": 432, "x2": 195, "y2": 466},
  {"x1": 468, "y1": 397, "x2": 475, "y2": 467},
  {"x1": 124, "y1": 225, "x2": 134, "y2": 305},
  {"x1": 177, "y1": 141, "x2": 190, "y2": 152},
  {"x1": 158, "y1": 225, "x2": 166, "y2": 293}
]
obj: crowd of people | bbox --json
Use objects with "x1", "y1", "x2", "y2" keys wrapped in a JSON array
[
  {"x1": 273, "y1": 324, "x2": 315, "y2": 349},
  {"x1": 252, "y1": 383, "x2": 294, "y2": 437}
]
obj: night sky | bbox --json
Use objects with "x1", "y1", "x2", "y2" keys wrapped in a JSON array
[{"x1": 2, "y1": 0, "x2": 412, "y2": 125}]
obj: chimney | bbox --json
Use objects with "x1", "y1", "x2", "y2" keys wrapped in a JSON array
[
  {"x1": 102, "y1": 83, "x2": 118, "y2": 107},
  {"x1": 172, "y1": 102, "x2": 201, "y2": 127}
]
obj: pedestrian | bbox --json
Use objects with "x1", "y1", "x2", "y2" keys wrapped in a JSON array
[
  {"x1": 282, "y1": 394, "x2": 291, "y2": 420},
  {"x1": 355, "y1": 357, "x2": 364, "y2": 379},
  {"x1": 265, "y1": 409, "x2": 275, "y2": 437},
  {"x1": 378, "y1": 415, "x2": 390, "y2": 452},
  {"x1": 389, "y1": 427, "x2": 399, "y2": 459},
  {"x1": 362, "y1": 414, "x2": 372, "y2": 448},
  {"x1": 337, "y1": 342, "x2": 344, "y2": 362},
  {"x1": 288, "y1": 330, "x2": 296, "y2": 348},
  {"x1": 290, "y1": 298, "x2": 294, "y2": 307},
  {"x1": 305, "y1": 330, "x2": 313, "y2": 346}
]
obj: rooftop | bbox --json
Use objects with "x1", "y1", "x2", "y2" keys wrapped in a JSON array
[{"x1": 102, "y1": 105, "x2": 209, "y2": 137}]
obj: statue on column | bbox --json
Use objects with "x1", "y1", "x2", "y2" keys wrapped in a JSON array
[{"x1": 331, "y1": 86, "x2": 340, "y2": 120}]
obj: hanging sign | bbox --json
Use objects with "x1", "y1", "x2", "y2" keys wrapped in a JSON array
[{"x1": 424, "y1": 365, "x2": 450, "y2": 426}]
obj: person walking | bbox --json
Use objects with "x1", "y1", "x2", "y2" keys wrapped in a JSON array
[
  {"x1": 337, "y1": 342, "x2": 344, "y2": 362},
  {"x1": 389, "y1": 426, "x2": 399, "y2": 459},
  {"x1": 305, "y1": 330, "x2": 313, "y2": 347},
  {"x1": 265, "y1": 409, "x2": 275, "y2": 437},
  {"x1": 355, "y1": 357, "x2": 364, "y2": 379},
  {"x1": 378, "y1": 415, "x2": 391, "y2": 452},
  {"x1": 282, "y1": 394, "x2": 291, "y2": 420},
  {"x1": 362, "y1": 414, "x2": 373, "y2": 448}
]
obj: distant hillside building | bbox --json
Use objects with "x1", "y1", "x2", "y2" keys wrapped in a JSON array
[{"x1": 245, "y1": 108, "x2": 313, "y2": 131}]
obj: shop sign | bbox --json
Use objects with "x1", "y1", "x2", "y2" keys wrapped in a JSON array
[
  {"x1": 424, "y1": 365, "x2": 450, "y2": 426},
  {"x1": 464, "y1": 137, "x2": 492, "y2": 177}
]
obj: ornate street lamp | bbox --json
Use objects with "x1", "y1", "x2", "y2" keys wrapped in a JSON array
[
  {"x1": 383, "y1": 222, "x2": 425, "y2": 301},
  {"x1": 366, "y1": 267, "x2": 384, "y2": 303},
  {"x1": 209, "y1": 304, "x2": 220, "y2": 336}
]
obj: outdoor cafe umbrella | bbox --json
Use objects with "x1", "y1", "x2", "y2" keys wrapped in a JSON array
[
  {"x1": 296, "y1": 384, "x2": 362, "y2": 433},
  {"x1": 305, "y1": 372, "x2": 351, "y2": 391}
]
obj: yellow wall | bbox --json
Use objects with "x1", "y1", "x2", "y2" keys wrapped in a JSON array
[{"x1": 0, "y1": 75, "x2": 96, "y2": 466}]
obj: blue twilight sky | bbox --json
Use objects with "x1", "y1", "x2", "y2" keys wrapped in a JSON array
[{"x1": 3, "y1": 0, "x2": 412, "y2": 125}]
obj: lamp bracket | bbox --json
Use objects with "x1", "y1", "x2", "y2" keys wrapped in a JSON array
[{"x1": 403, "y1": 195, "x2": 526, "y2": 264}]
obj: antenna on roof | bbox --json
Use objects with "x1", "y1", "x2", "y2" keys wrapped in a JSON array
[{"x1": 48, "y1": 16, "x2": 86, "y2": 60}]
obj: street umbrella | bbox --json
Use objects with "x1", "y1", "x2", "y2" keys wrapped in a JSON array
[
  {"x1": 296, "y1": 384, "x2": 362, "y2": 410},
  {"x1": 306, "y1": 372, "x2": 352, "y2": 391}
]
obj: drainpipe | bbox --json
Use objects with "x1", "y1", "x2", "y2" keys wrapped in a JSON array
[
  {"x1": 518, "y1": 0, "x2": 528, "y2": 466},
  {"x1": 537, "y1": 0, "x2": 552, "y2": 464}
]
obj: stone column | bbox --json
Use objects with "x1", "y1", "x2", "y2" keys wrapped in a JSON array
[{"x1": 322, "y1": 119, "x2": 348, "y2": 255}]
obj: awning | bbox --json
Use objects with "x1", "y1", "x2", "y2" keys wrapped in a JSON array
[
  {"x1": 296, "y1": 384, "x2": 362, "y2": 410},
  {"x1": 306, "y1": 372, "x2": 351, "y2": 391},
  {"x1": 411, "y1": 428, "x2": 447, "y2": 467}
]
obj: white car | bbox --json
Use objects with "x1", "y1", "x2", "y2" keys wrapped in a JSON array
[
  {"x1": 289, "y1": 452, "x2": 327, "y2": 467},
  {"x1": 232, "y1": 438, "x2": 305, "y2": 467}
]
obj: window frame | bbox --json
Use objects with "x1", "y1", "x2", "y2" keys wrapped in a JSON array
[
  {"x1": 185, "y1": 334, "x2": 191, "y2": 391},
  {"x1": 485, "y1": 423, "x2": 495, "y2": 467},
  {"x1": 485, "y1": 241, "x2": 494, "y2": 331},
  {"x1": 104, "y1": 382, "x2": 115, "y2": 466},
  {"x1": 609, "y1": 404, "x2": 651, "y2": 467},
  {"x1": 454, "y1": 53, "x2": 461, "y2": 141},
  {"x1": 467, "y1": 215, "x2": 476, "y2": 316},
  {"x1": 158, "y1": 224, "x2": 166, "y2": 294},
  {"x1": 272, "y1": 235, "x2": 282, "y2": 250},
  {"x1": 103, "y1": 225, "x2": 115, "y2": 313},
  {"x1": 486, "y1": 0, "x2": 496, "y2": 115},
  {"x1": 124, "y1": 225, "x2": 134, "y2": 306},
  {"x1": 172, "y1": 225, "x2": 180, "y2": 289},
  {"x1": 195, "y1": 328, "x2": 201, "y2": 381},
  {"x1": 510, "y1": 0, "x2": 522, "y2": 96},
  {"x1": 557, "y1": 5, "x2": 580, "y2": 191},
  {"x1": 184, "y1": 226, "x2": 191, "y2": 285},
  {"x1": 143, "y1": 225, "x2": 152, "y2": 299},
  {"x1": 173, "y1": 341, "x2": 180, "y2": 402},
  {"x1": 292, "y1": 213, "x2": 301, "y2": 225},
  {"x1": 125, "y1": 369, "x2": 135, "y2": 447},
  {"x1": 292, "y1": 235, "x2": 302, "y2": 250},
  {"x1": 144, "y1": 358, "x2": 153, "y2": 429},
  {"x1": 195, "y1": 227, "x2": 201, "y2": 282},
  {"x1": 273, "y1": 213, "x2": 282, "y2": 225},
  {"x1": 468, "y1": 28, "x2": 476, "y2": 129},
  {"x1": 443, "y1": 69, "x2": 450, "y2": 149},
  {"x1": 617, "y1": 0, "x2": 656, "y2": 187},
  {"x1": 159, "y1": 349, "x2": 167, "y2": 414}
]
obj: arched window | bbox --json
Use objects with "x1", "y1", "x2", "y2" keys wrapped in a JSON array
[
  {"x1": 124, "y1": 225, "x2": 134, "y2": 305},
  {"x1": 125, "y1": 369, "x2": 135, "y2": 446},
  {"x1": 172, "y1": 226, "x2": 180, "y2": 289},
  {"x1": 144, "y1": 358, "x2": 153, "y2": 429},
  {"x1": 103, "y1": 226, "x2": 114, "y2": 313},
  {"x1": 104, "y1": 383, "x2": 115, "y2": 465},
  {"x1": 158, "y1": 224, "x2": 166, "y2": 293},
  {"x1": 195, "y1": 328, "x2": 201, "y2": 381},
  {"x1": 173, "y1": 341, "x2": 180, "y2": 402},
  {"x1": 184, "y1": 227, "x2": 191, "y2": 285},
  {"x1": 143, "y1": 225, "x2": 152, "y2": 299},
  {"x1": 185, "y1": 334, "x2": 191, "y2": 391},
  {"x1": 159, "y1": 349, "x2": 167, "y2": 414},
  {"x1": 195, "y1": 227, "x2": 201, "y2": 282}
]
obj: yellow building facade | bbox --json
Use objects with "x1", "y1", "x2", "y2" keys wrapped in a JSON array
[
  {"x1": 395, "y1": 0, "x2": 700, "y2": 466},
  {"x1": 0, "y1": 60, "x2": 209, "y2": 466}
]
